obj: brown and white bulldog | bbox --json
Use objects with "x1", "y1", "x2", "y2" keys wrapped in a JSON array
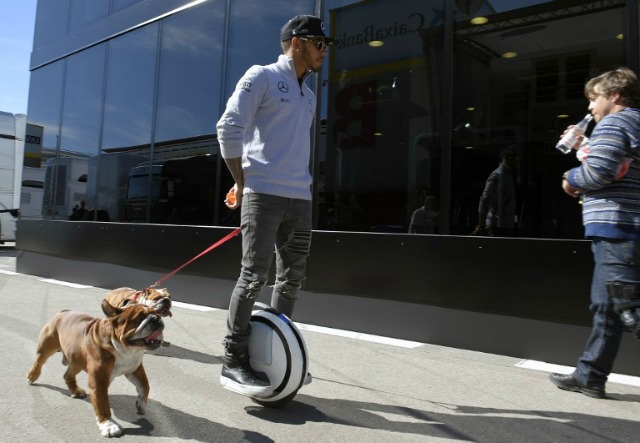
[
  {"x1": 103, "y1": 287, "x2": 172, "y2": 318},
  {"x1": 27, "y1": 301, "x2": 165, "y2": 438}
]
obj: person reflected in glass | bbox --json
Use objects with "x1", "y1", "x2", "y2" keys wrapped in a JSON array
[
  {"x1": 471, "y1": 147, "x2": 517, "y2": 237},
  {"x1": 409, "y1": 195, "x2": 439, "y2": 234}
]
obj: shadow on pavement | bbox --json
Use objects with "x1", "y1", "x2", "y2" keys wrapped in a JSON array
[
  {"x1": 110, "y1": 394, "x2": 274, "y2": 442},
  {"x1": 152, "y1": 344, "x2": 223, "y2": 365},
  {"x1": 243, "y1": 393, "x2": 640, "y2": 442}
]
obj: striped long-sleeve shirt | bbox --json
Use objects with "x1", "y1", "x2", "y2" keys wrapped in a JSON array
[{"x1": 566, "y1": 107, "x2": 640, "y2": 239}]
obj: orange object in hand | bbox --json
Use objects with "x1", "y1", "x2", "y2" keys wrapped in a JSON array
[{"x1": 225, "y1": 189, "x2": 236, "y2": 206}]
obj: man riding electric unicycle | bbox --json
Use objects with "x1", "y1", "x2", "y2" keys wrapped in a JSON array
[{"x1": 215, "y1": 15, "x2": 337, "y2": 406}]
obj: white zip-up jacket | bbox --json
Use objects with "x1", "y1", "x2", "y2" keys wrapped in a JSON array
[{"x1": 217, "y1": 54, "x2": 315, "y2": 200}]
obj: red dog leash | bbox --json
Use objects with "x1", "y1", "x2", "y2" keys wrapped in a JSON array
[{"x1": 149, "y1": 227, "x2": 241, "y2": 288}]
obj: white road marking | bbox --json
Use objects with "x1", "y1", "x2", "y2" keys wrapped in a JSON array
[
  {"x1": 172, "y1": 301, "x2": 219, "y2": 312},
  {"x1": 38, "y1": 278, "x2": 94, "y2": 289},
  {"x1": 170, "y1": 301, "x2": 423, "y2": 347},
  {"x1": 296, "y1": 322, "x2": 424, "y2": 348},
  {"x1": 7, "y1": 271, "x2": 640, "y2": 374}
]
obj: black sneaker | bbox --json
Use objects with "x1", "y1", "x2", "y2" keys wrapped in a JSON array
[
  {"x1": 220, "y1": 351, "x2": 271, "y2": 396},
  {"x1": 549, "y1": 373, "x2": 606, "y2": 399}
]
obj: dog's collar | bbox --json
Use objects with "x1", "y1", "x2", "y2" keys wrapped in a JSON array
[
  {"x1": 131, "y1": 290, "x2": 156, "y2": 308},
  {"x1": 131, "y1": 290, "x2": 149, "y2": 305}
]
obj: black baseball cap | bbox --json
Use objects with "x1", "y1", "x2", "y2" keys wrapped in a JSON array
[{"x1": 280, "y1": 15, "x2": 337, "y2": 45}]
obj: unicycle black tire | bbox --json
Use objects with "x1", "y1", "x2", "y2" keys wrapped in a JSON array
[{"x1": 250, "y1": 390, "x2": 298, "y2": 408}]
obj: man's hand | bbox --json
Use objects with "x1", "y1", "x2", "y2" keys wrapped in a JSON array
[
  {"x1": 225, "y1": 184, "x2": 242, "y2": 209},
  {"x1": 562, "y1": 177, "x2": 581, "y2": 198}
]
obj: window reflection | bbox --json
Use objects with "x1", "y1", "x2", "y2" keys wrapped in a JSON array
[
  {"x1": 42, "y1": 152, "x2": 90, "y2": 220},
  {"x1": 155, "y1": 0, "x2": 224, "y2": 143},
  {"x1": 225, "y1": 0, "x2": 316, "y2": 100},
  {"x1": 96, "y1": 24, "x2": 158, "y2": 223},
  {"x1": 85, "y1": 153, "x2": 146, "y2": 222},
  {"x1": 33, "y1": 0, "x2": 70, "y2": 50},
  {"x1": 452, "y1": 0, "x2": 626, "y2": 238},
  {"x1": 26, "y1": 62, "x2": 64, "y2": 221},
  {"x1": 69, "y1": 0, "x2": 109, "y2": 32},
  {"x1": 26, "y1": 62, "x2": 64, "y2": 155},
  {"x1": 60, "y1": 44, "x2": 105, "y2": 157},
  {"x1": 102, "y1": 24, "x2": 158, "y2": 150},
  {"x1": 122, "y1": 153, "x2": 226, "y2": 225},
  {"x1": 318, "y1": 0, "x2": 627, "y2": 238},
  {"x1": 111, "y1": 0, "x2": 143, "y2": 14},
  {"x1": 319, "y1": 0, "x2": 444, "y2": 233},
  {"x1": 27, "y1": 0, "x2": 634, "y2": 239}
]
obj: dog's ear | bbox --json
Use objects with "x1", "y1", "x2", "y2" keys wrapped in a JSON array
[{"x1": 101, "y1": 299, "x2": 123, "y2": 317}]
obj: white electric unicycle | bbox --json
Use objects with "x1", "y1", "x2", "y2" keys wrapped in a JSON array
[{"x1": 247, "y1": 303, "x2": 309, "y2": 408}]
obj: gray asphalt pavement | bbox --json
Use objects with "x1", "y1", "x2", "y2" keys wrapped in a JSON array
[{"x1": 2, "y1": 247, "x2": 640, "y2": 442}]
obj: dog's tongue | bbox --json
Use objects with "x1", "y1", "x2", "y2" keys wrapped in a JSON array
[{"x1": 146, "y1": 330, "x2": 163, "y2": 342}]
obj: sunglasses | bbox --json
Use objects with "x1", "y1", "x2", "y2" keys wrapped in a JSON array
[{"x1": 298, "y1": 37, "x2": 328, "y2": 51}]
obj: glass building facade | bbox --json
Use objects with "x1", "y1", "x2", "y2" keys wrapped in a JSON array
[{"x1": 27, "y1": 0, "x2": 639, "y2": 239}]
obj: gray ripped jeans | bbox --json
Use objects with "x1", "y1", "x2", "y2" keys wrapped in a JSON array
[{"x1": 224, "y1": 193, "x2": 312, "y2": 352}]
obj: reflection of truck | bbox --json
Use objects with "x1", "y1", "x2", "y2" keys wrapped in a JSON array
[
  {"x1": 20, "y1": 166, "x2": 45, "y2": 220},
  {"x1": 42, "y1": 157, "x2": 88, "y2": 219},
  {"x1": 0, "y1": 112, "x2": 25, "y2": 242},
  {"x1": 86, "y1": 153, "x2": 145, "y2": 222},
  {"x1": 125, "y1": 154, "x2": 221, "y2": 224}
]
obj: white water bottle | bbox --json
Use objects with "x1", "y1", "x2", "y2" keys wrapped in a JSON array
[{"x1": 555, "y1": 114, "x2": 593, "y2": 154}]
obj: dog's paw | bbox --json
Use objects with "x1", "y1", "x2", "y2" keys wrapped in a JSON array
[
  {"x1": 161, "y1": 340, "x2": 171, "y2": 347},
  {"x1": 27, "y1": 368, "x2": 40, "y2": 384},
  {"x1": 69, "y1": 387, "x2": 86, "y2": 398},
  {"x1": 98, "y1": 418, "x2": 123, "y2": 437},
  {"x1": 136, "y1": 398, "x2": 147, "y2": 415}
]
